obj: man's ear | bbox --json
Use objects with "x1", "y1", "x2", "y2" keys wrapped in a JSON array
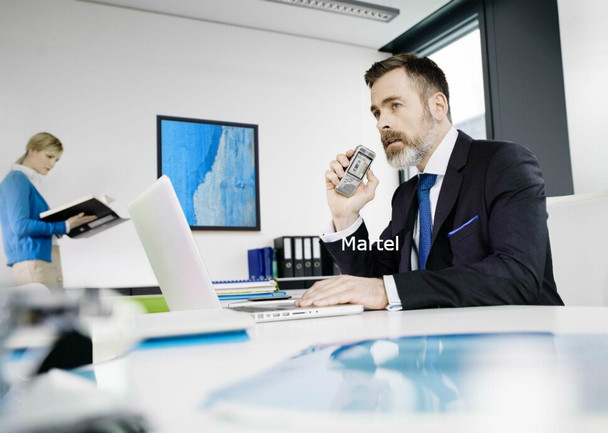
[{"x1": 428, "y1": 92, "x2": 449, "y2": 121}]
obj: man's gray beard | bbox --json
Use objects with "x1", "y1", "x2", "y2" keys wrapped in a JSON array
[{"x1": 385, "y1": 123, "x2": 438, "y2": 170}]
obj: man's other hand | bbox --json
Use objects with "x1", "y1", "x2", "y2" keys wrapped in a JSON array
[{"x1": 295, "y1": 275, "x2": 388, "y2": 310}]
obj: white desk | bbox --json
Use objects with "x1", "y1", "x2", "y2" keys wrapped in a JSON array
[{"x1": 89, "y1": 306, "x2": 608, "y2": 433}]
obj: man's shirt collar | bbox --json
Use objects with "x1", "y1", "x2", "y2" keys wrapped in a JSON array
[{"x1": 415, "y1": 126, "x2": 458, "y2": 177}]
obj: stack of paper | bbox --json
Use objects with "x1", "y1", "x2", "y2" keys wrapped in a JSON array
[{"x1": 212, "y1": 279, "x2": 278, "y2": 298}]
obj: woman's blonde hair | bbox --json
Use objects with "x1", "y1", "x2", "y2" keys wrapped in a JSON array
[{"x1": 16, "y1": 132, "x2": 63, "y2": 164}]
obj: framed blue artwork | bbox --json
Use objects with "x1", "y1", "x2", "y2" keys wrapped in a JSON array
[{"x1": 157, "y1": 115, "x2": 260, "y2": 231}]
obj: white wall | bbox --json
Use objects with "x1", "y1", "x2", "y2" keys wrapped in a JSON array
[
  {"x1": 558, "y1": 0, "x2": 608, "y2": 194},
  {"x1": 0, "y1": 0, "x2": 395, "y2": 288}
]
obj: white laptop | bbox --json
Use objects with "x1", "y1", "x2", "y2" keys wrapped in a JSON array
[{"x1": 128, "y1": 176, "x2": 363, "y2": 323}]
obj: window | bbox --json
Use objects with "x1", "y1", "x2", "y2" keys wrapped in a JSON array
[
  {"x1": 421, "y1": 22, "x2": 487, "y2": 140},
  {"x1": 398, "y1": 18, "x2": 487, "y2": 183}
]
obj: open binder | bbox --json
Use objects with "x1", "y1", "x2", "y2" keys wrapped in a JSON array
[{"x1": 40, "y1": 195, "x2": 126, "y2": 238}]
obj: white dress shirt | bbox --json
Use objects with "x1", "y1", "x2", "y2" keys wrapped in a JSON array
[{"x1": 321, "y1": 126, "x2": 459, "y2": 311}]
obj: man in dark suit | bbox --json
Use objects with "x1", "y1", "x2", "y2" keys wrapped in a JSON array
[{"x1": 296, "y1": 53, "x2": 563, "y2": 310}]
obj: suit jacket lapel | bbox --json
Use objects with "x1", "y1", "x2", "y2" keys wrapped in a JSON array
[
  {"x1": 431, "y1": 131, "x2": 472, "y2": 248},
  {"x1": 399, "y1": 178, "x2": 418, "y2": 272}
]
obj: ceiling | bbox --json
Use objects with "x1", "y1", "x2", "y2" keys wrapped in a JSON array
[{"x1": 81, "y1": 0, "x2": 451, "y2": 49}]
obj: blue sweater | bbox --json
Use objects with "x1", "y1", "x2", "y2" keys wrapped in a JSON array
[{"x1": 0, "y1": 171, "x2": 67, "y2": 265}]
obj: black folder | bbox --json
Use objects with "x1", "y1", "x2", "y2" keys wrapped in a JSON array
[
  {"x1": 312, "y1": 237, "x2": 322, "y2": 276},
  {"x1": 293, "y1": 237, "x2": 304, "y2": 277},
  {"x1": 273, "y1": 236, "x2": 294, "y2": 278},
  {"x1": 302, "y1": 237, "x2": 313, "y2": 277}
]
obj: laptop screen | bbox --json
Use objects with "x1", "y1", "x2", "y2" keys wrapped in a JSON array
[{"x1": 128, "y1": 176, "x2": 221, "y2": 311}]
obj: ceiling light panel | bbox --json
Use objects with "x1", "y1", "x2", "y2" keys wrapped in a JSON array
[{"x1": 264, "y1": 0, "x2": 400, "y2": 23}]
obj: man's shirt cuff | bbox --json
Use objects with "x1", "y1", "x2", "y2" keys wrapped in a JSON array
[
  {"x1": 383, "y1": 275, "x2": 403, "y2": 311},
  {"x1": 320, "y1": 217, "x2": 363, "y2": 243}
]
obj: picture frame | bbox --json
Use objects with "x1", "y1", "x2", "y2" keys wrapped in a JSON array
[{"x1": 157, "y1": 115, "x2": 261, "y2": 231}]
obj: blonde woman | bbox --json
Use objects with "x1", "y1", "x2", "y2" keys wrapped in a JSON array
[{"x1": 0, "y1": 132, "x2": 96, "y2": 289}]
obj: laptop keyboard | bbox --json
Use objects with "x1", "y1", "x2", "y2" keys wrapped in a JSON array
[{"x1": 229, "y1": 303, "x2": 300, "y2": 313}]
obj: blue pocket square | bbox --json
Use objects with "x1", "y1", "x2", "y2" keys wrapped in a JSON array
[{"x1": 448, "y1": 215, "x2": 479, "y2": 238}]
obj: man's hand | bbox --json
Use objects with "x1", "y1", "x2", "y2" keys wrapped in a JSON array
[
  {"x1": 295, "y1": 275, "x2": 388, "y2": 310},
  {"x1": 326, "y1": 150, "x2": 379, "y2": 231}
]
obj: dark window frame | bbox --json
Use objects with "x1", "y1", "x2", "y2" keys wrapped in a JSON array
[
  {"x1": 384, "y1": 0, "x2": 573, "y2": 195},
  {"x1": 382, "y1": 0, "x2": 493, "y2": 141}
]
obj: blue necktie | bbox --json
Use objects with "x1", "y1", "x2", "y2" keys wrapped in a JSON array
[{"x1": 417, "y1": 173, "x2": 437, "y2": 270}]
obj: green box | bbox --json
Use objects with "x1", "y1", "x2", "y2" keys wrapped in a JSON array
[{"x1": 129, "y1": 294, "x2": 170, "y2": 314}]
